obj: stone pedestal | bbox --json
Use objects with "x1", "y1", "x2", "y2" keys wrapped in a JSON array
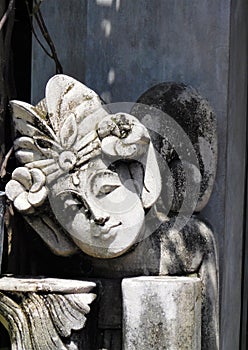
[
  {"x1": 0, "y1": 277, "x2": 96, "y2": 350},
  {"x1": 122, "y1": 276, "x2": 201, "y2": 350}
]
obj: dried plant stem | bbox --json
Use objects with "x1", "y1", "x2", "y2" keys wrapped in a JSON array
[
  {"x1": 26, "y1": 0, "x2": 63, "y2": 74},
  {"x1": 0, "y1": 0, "x2": 14, "y2": 31},
  {"x1": 0, "y1": 146, "x2": 13, "y2": 179}
]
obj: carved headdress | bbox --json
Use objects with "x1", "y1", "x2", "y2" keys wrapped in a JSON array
[{"x1": 5, "y1": 75, "x2": 161, "y2": 257}]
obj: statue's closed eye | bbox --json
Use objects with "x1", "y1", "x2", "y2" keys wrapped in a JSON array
[
  {"x1": 96, "y1": 183, "x2": 121, "y2": 197},
  {"x1": 90, "y1": 170, "x2": 122, "y2": 197},
  {"x1": 64, "y1": 198, "x2": 81, "y2": 209},
  {"x1": 64, "y1": 197, "x2": 91, "y2": 219}
]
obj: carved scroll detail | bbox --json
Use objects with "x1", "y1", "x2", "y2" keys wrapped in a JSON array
[{"x1": 0, "y1": 278, "x2": 96, "y2": 350}]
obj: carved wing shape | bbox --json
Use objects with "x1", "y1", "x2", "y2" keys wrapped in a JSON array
[{"x1": 0, "y1": 278, "x2": 96, "y2": 350}]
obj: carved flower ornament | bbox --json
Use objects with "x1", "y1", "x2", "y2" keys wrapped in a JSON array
[
  {"x1": 5, "y1": 75, "x2": 161, "y2": 258},
  {"x1": 6, "y1": 167, "x2": 47, "y2": 214}
]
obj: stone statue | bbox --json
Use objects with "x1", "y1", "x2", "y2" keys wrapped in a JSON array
[
  {"x1": 5, "y1": 75, "x2": 161, "y2": 258},
  {"x1": 5, "y1": 75, "x2": 219, "y2": 349}
]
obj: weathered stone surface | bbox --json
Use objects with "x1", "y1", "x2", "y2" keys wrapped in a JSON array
[
  {"x1": 0, "y1": 276, "x2": 96, "y2": 293},
  {"x1": 0, "y1": 277, "x2": 96, "y2": 350},
  {"x1": 6, "y1": 74, "x2": 162, "y2": 259},
  {"x1": 5, "y1": 74, "x2": 219, "y2": 349},
  {"x1": 122, "y1": 276, "x2": 201, "y2": 350},
  {"x1": 82, "y1": 215, "x2": 219, "y2": 350},
  {"x1": 135, "y1": 82, "x2": 217, "y2": 212}
]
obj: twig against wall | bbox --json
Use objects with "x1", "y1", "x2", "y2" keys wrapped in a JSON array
[
  {"x1": 25, "y1": 0, "x2": 63, "y2": 74},
  {"x1": 0, "y1": 0, "x2": 14, "y2": 31}
]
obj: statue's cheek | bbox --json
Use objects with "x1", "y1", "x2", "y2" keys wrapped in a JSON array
[{"x1": 94, "y1": 186, "x2": 140, "y2": 214}]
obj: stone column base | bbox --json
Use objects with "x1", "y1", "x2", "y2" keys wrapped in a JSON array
[{"x1": 122, "y1": 276, "x2": 201, "y2": 350}]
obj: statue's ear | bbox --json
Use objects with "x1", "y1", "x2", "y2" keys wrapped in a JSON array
[
  {"x1": 129, "y1": 143, "x2": 162, "y2": 209},
  {"x1": 141, "y1": 143, "x2": 162, "y2": 209}
]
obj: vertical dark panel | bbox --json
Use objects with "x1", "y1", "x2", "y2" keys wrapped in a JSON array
[
  {"x1": 2, "y1": 1, "x2": 33, "y2": 277},
  {"x1": 11, "y1": 0, "x2": 32, "y2": 102},
  {"x1": 242, "y1": 153, "x2": 248, "y2": 349},
  {"x1": 241, "y1": 77, "x2": 248, "y2": 349},
  {"x1": 0, "y1": 1, "x2": 7, "y2": 170},
  {"x1": 222, "y1": 0, "x2": 248, "y2": 349}
]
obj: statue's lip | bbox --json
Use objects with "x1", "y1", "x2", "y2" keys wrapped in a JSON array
[
  {"x1": 101, "y1": 221, "x2": 122, "y2": 233},
  {"x1": 92, "y1": 221, "x2": 122, "y2": 238}
]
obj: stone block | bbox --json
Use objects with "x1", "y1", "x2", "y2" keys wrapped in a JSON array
[
  {"x1": 122, "y1": 276, "x2": 201, "y2": 350},
  {"x1": 0, "y1": 277, "x2": 96, "y2": 349}
]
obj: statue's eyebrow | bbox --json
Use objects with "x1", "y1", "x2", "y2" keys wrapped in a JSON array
[
  {"x1": 90, "y1": 170, "x2": 121, "y2": 196},
  {"x1": 56, "y1": 189, "x2": 90, "y2": 212}
]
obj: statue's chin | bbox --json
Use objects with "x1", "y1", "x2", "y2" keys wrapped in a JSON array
[{"x1": 69, "y1": 218, "x2": 145, "y2": 259}]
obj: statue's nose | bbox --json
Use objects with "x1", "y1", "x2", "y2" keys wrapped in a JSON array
[
  {"x1": 93, "y1": 215, "x2": 110, "y2": 226},
  {"x1": 87, "y1": 203, "x2": 110, "y2": 225},
  {"x1": 80, "y1": 193, "x2": 110, "y2": 225}
]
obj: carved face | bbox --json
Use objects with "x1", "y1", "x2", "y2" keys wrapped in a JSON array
[
  {"x1": 49, "y1": 157, "x2": 145, "y2": 258},
  {"x1": 5, "y1": 75, "x2": 161, "y2": 258}
]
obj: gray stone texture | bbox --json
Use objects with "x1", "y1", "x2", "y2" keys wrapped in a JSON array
[
  {"x1": 31, "y1": 1, "x2": 248, "y2": 350},
  {"x1": 122, "y1": 276, "x2": 201, "y2": 350},
  {"x1": 134, "y1": 82, "x2": 217, "y2": 212},
  {"x1": 0, "y1": 277, "x2": 96, "y2": 350},
  {"x1": 84, "y1": 215, "x2": 219, "y2": 350}
]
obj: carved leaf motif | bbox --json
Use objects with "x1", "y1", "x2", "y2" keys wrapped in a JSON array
[
  {"x1": 15, "y1": 149, "x2": 46, "y2": 164},
  {"x1": 10, "y1": 101, "x2": 61, "y2": 176},
  {"x1": 14, "y1": 118, "x2": 45, "y2": 138},
  {"x1": 34, "y1": 136, "x2": 62, "y2": 157},
  {"x1": 41, "y1": 293, "x2": 95, "y2": 337},
  {"x1": 45, "y1": 75, "x2": 103, "y2": 132},
  {"x1": 11, "y1": 100, "x2": 58, "y2": 142},
  {"x1": 0, "y1": 282, "x2": 96, "y2": 350},
  {"x1": 35, "y1": 98, "x2": 48, "y2": 116},
  {"x1": 60, "y1": 113, "x2": 78, "y2": 149}
]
